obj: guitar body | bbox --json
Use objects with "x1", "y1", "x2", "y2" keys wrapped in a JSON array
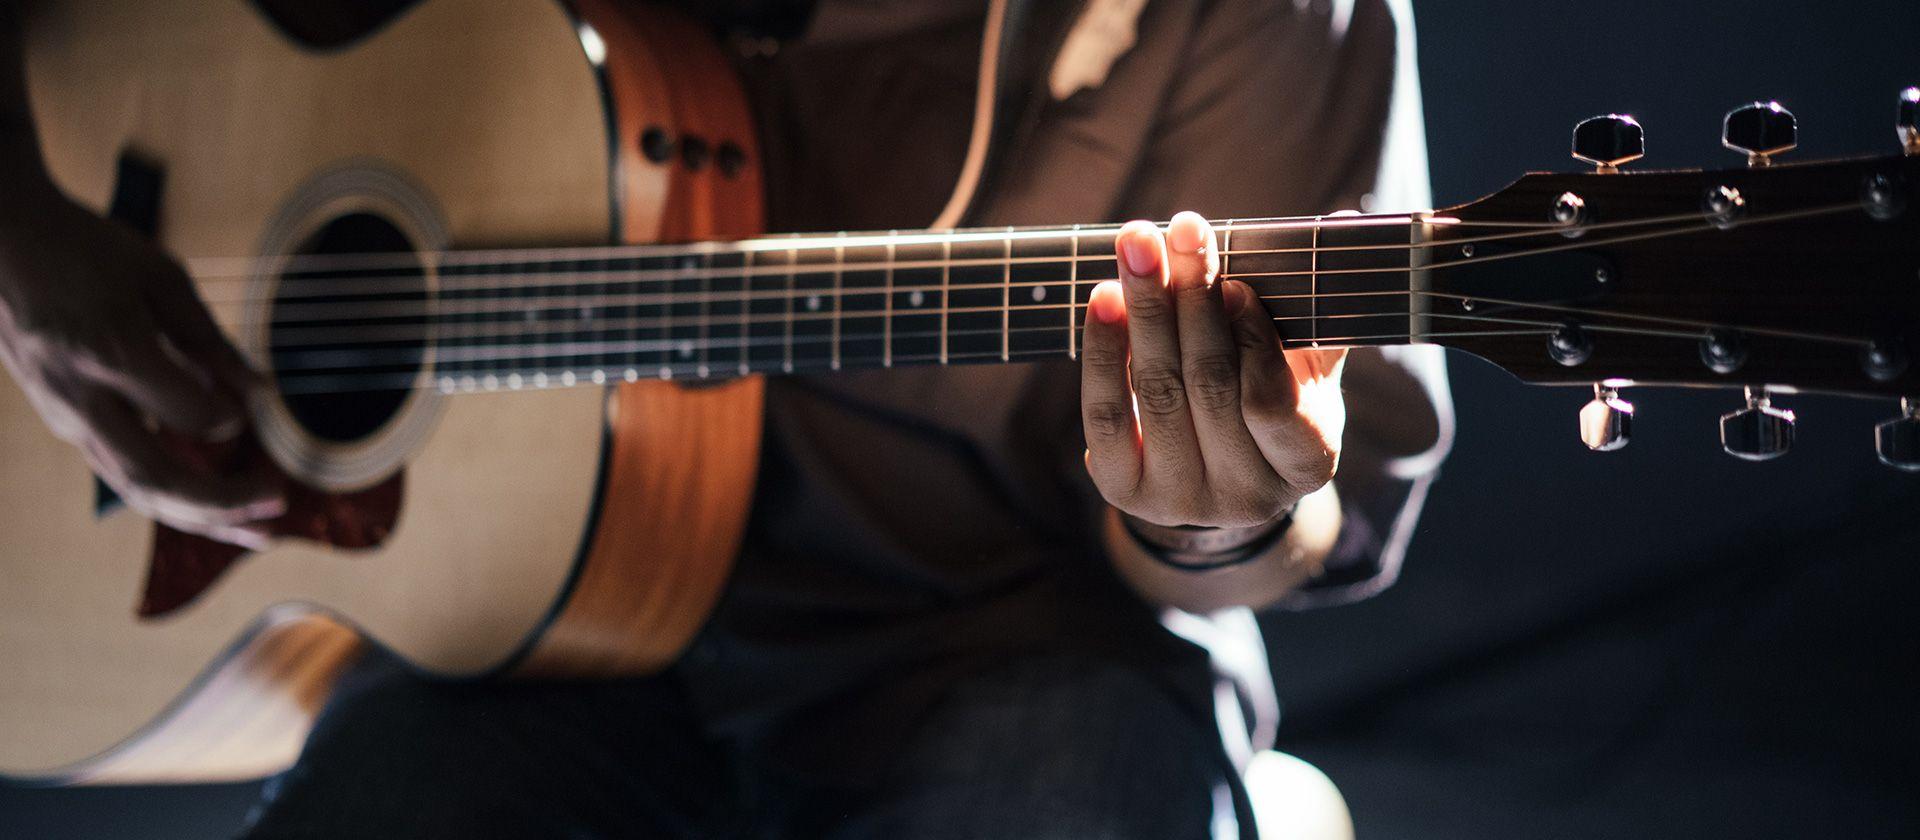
[{"x1": 0, "y1": 0, "x2": 762, "y2": 782}]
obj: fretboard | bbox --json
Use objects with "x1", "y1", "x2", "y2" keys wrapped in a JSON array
[{"x1": 260, "y1": 216, "x2": 1433, "y2": 396}]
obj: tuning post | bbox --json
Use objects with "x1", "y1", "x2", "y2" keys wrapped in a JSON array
[
  {"x1": 1862, "y1": 172, "x2": 1907, "y2": 221},
  {"x1": 1899, "y1": 88, "x2": 1919, "y2": 155},
  {"x1": 1720, "y1": 387, "x2": 1796, "y2": 461},
  {"x1": 1572, "y1": 115, "x2": 1644, "y2": 174},
  {"x1": 1549, "y1": 321, "x2": 1594, "y2": 367},
  {"x1": 1723, "y1": 101, "x2": 1797, "y2": 167},
  {"x1": 1875, "y1": 397, "x2": 1920, "y2": 471},
  {"x1": 1580, "y1": 384, "x2": 1633, "y2": 452},
  {"x1": 1552, "y1": 191, "x2": 1589, "y2": 237},
  {"x1": 1699, "y1": 328, "x2": 1748, "y2": 374},
  {"x1": 1863, "y1": 338, "x2": 1910, "y2": 382},
  {"x1": 1702, "y1": 185, "x2": 1747, "y2": 230}
]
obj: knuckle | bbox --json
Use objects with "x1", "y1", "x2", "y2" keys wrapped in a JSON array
[
  {"x1": 1081, "y1": 340, "x2": 1128, "y2": 371},
  {"x1": 1184, "y1": 355, "x2": 1240, "y2": 412},
  {"x1": 1083, "y1": 400, "x2": 1135, "y2": 440},
  {"x1": 1123, "y1": 289, "x2": 1171, "y2": 321},
  {"x1": 1130, "y1": 368, "x2": 1187, "y2": 416}
]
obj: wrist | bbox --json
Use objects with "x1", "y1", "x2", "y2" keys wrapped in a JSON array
[{"x1": 1118, "y1": 505, "x2": 1295, "y2": 572}]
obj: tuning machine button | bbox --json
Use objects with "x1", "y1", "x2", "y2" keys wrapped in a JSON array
[
  {"x1": 1720, "y1": 387, "x2": 1795, "y2": 461},
  {"x1": 1580, "y1": 385, "x2": 1633, "y2": 451},
  {"x1": 1723, "y1": 101, "x2": 1797, "y2": 167},
  {"x1": 1900, "y1": 88, "x2": 1919, "y2": 155},
  {"x1": 1875, "y1": 398, "x2": 1920, "y2": 471},
  {"x1": 1572, "y1": 115, "x2": 1644, "y2": 173}
]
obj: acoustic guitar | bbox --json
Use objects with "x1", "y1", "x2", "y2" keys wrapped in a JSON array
[{"x1": 3, "y1": 0, "x2": 1917, "y2": 788}]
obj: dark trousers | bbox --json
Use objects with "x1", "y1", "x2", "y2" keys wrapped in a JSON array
[{"x1": 239, "y1": 652, "x2": 1240, "y2": 839}]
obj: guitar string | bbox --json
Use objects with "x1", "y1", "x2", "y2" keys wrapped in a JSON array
[
  {"x1": 272, "y1": 326, "x2": 1566, "y2": 397},
  {"x1": 187, "y1": 207, "x2": 1731, "y2": 304},
  {"x1": 214, "y1": 201, "x2": 1873, "y2": 356},
  {"x1": 182, "y1": 214, "x2": 1488, "y2": 280},
  {"x1": 206, "y1": 201, "x2": 1861, "y2": 329},
  {"x1": 268, "y1": 310, "x2": 1574, "y2": 373}
]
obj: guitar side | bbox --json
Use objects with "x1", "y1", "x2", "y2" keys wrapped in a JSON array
[{"x1": 0, "y1": 0, "x2": 761, "y2": 782}]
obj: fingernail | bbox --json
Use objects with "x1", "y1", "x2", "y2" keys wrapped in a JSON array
[
  {"x1": 1089, "y1": 281, "x2": 1126, "y2": 324},
  {"x1": 1167, "y1": 212, "x2": 1210, "y2": 254},
  {"x1": 1222, "y1": 281, "x2": 1250, "y2": 316},
  {"x1": 1119, "y1": 230, "x2": 1159, "y2": 277}
]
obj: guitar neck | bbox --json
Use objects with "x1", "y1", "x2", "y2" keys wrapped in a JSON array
[{"x1": 262, "y1": 214, "x2": 1442, "y2": 396}]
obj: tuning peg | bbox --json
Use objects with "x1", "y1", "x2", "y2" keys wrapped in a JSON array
[
  {"x1": 1580, "y1": 385, "x2": 1633, "y2": 451},
  {"x1": 1723, "y1": 101, "x2": 1797, "y2": 167},
  {"x1": 1572, "y1": 114, "x2": 1644, "y2": 173},
  {"x1": 1900, "y1": 88, "x2": 1919, "y2": 155},
  {"x1": 1720, "y1": 387, "x2": 1795, "y2": 461},
  {"x1": 1875, "y1": 398, "x2": 1920, "y2": 470}
]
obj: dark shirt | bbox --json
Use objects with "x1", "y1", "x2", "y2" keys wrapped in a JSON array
[{"x1": 664, "y1": 0, "x2": 1450, "y2": 787}]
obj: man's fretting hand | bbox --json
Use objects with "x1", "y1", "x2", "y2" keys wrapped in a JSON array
[
  {"x1": 1081, "y1": 212, "x2": 1347, "y2": 529},
  {"x1": 0, "y1": 175, "x2": 284, "y2": 548}
]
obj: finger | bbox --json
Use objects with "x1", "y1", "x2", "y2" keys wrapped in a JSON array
[
  {"x1": 101, "y1": 327, "x2": 246, "y2": 439},
  {"x1": 1115, "y1": 220, "x2": 1202, "y2": 489},
  {"x1": 81, "y1": 393, "x2": 284, "y2": 532},
  {"x1": 1165, "y1": 213, "x2": 1269, "y2": 476},
  {"x1": 1224, "y1": 280, "x2": 1334, "y2": 493},
  {"x1": 1079, "y1": 280, "x2": 1141, "y2": 502},
  {"x1": 144, "y1": 260, "x2": 262, "y2": 436}
]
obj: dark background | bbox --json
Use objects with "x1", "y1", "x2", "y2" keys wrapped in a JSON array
[{"x1": 4, "y1": 0, "x2": 1919, "y2": 837}]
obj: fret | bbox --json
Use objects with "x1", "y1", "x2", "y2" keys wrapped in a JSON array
[
  {"x1": 830, "y1": 234, "x2": 845, "y2": 370},
  {"x1": 838, "y1": 242, "x2": 890, "y2": 368},
  {"x1": 706, "y1": 250, "x2": 746, "y2": 377},
  {"x1": 789, "y1": 242, "x2": 837, "y2": 371},
  {"x1": 1223, "y1": 226, "x2": 1314, "y2": 335},
  {"x1": 883, "y1": 237, "x2": 894, "y2": 368},
  {"x1": 946, "y1": 236, "x2": 1003, "y2": 363},
  {"x1": 939, "y1": 238, "x2": 950, "y2": 364},
  {"x1": 1067, "y1": 225, "x2": 1079, "y2": 361},
  {"x1": 892, "y1": 240, "x2": 945, "y2": 364},
  {"x1": 1007, "y1": 232, "x2": 1073, "y2": 359},
  {"x1": 1075, "y1": 229, "x2": 1120, "y2": 350},
  {"x1": 1000, "y1": 227, "x2": 1012, "y2": 362},
  {"x1": 627, "y1": 253, "x2": 671, "y2": 379},
  {"x1": 1308, "y1": 220, "x2": 1413, "y2": 347},
  {"x1": 743, "y1": 246, "x2": 785, "y2": 374},
  {"x1": 665, "y1": 253, "x2": 702, "y2": 378}
]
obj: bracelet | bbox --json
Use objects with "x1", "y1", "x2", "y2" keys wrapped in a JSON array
[{"x1": 1121, "y1": 506, "x2": 1295, "y2": 572}]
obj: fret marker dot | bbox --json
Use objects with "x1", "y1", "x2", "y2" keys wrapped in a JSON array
[
  {"x1": 806, "y1": 295, "x2": 822, "y2": 312},
  {"x1": 507, "y1": 374, "x2": 523, "y2": 389},
  {"x1": 678, "y1": 340, "x2": 694, "y2": 358},
  {"x1": 460, "y1": 376, "x2": 477, "y2": 392},
  {"x1": 534, "y1": 372, "x2": 549, "y2": 388},
  {"x1": 561, "y1": 371, "x2": 576, "y2": 386},
  {"x1": 909, "y1": 290, "x2": 925, "y2": 307},
  {"x1": 658, "y1": 366, "x2": 673, "y2": 380},
  {"x1": 624, "y1": 369, "x2": 639, "y2": 382},
  {"x1": 439, "y1": 377, "x2": 456, "y2": 394},
  {"x1": 483, "y1": 375, "x2": 499, "y2": 391},
  {"x1": 1031, "y1": 286, "x2": 1046, "y2": 302},
  {"x1": 591, "y1": 370, "x2": 607, "y2": 384}
]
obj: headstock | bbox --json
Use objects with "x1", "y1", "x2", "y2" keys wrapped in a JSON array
[{"x1": 1426, "y1": 91, "x2": 1920, "y2": 468}]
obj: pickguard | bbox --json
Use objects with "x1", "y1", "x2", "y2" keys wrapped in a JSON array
[{"x1": 139, "y1": 432, "x2": 403, "y2": 619}]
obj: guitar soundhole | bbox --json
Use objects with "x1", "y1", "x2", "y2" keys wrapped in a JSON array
[{"x1": 268, "y1": 212, "x2": 429, "y2": 444}]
